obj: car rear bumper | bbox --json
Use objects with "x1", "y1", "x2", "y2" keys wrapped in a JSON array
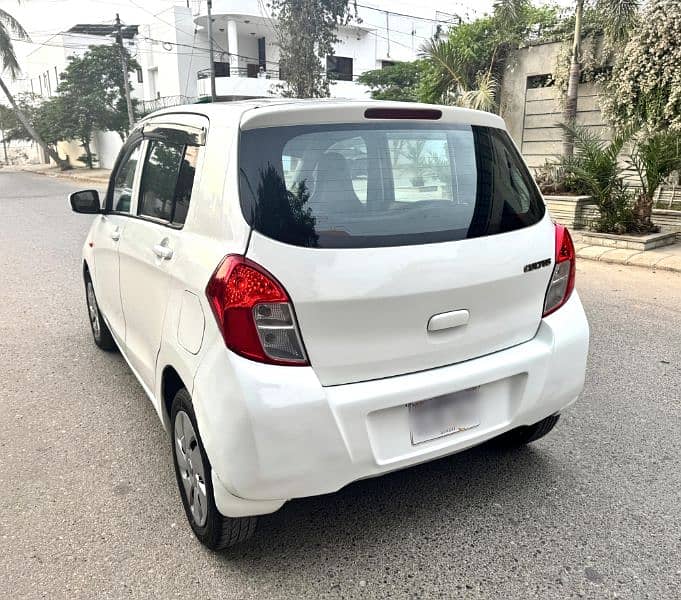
[{"x1": 192, "y1": 292, "x2": 589, "y2": 517}]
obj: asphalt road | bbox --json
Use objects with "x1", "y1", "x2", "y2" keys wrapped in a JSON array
[{"x1": 1, "y1": 171, "x2": 680, "y2": 600}]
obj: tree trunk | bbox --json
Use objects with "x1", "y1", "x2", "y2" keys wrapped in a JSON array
[
  {"x1": 562, "y1": 0, "x2": 584, "y2": 157},
  {"x1": 81, "y1": 139, "x2": 94, "y2": 169},
  {"x1": 0, "y1": 75, "x2": 71, "y2": 170},
  {"x1": 633, "y1": 192, "x2": 654, "y2": 231}
]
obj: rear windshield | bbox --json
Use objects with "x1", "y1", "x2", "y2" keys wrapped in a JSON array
[{"x1": 238, "y1": 123, "x2": 544, "y2": 248}]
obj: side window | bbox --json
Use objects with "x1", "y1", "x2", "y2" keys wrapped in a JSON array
[
  {"x1": 111, "y1": 143, "x2": 141, "y2": 213},
  {"x1": 138, "y1": 140, "x2": 198, "y2": 226}
]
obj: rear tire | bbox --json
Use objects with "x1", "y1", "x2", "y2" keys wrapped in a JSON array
[
  {"x1": 84, "y1": 271, "x2": 116, "y2": 351},
  {"x1": 494, "y1": 414, "x2": 560, "y2": 447},
  {"x1": 170, "y1": 388, "x2": 257, "y2": 550}
]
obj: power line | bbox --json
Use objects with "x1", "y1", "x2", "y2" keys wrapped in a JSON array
[
  {"x1": 366, "y1": 27, "x2": 427, "y2": 53},
  {"x1": 354, "y1": 2, "x2": 465, "y2": 24},
  {"x1": 12, "y1": 36, "x2": 207, "y2": 57},
  {"x1": 11, "y1": 33, "x2": 280, "y2": 67}
]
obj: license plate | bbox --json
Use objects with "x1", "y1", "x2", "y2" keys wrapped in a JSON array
[{"x1": 408, "y1": 387, "x2": 480, "y2": 445}]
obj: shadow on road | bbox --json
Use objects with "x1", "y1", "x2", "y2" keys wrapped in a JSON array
[{"x1": 215, "y1": 441, "x2": 565, "y2": 566}]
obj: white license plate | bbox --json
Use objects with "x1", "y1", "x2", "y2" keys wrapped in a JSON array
[{"x1": 408, "y1": 387, "x2": 480, "y2": 445}]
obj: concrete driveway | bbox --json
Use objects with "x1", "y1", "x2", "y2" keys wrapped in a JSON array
[{"x1": 1, "y1": 172, "x2": 680, "y2": 599}]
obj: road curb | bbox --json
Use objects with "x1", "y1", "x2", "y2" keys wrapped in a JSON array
[
  {"x1": 9, "y1": 166, "x2": 110, "y2": 186},
  {"x1": 576, "y1": 246, "x2": 681, "y2": 273}
]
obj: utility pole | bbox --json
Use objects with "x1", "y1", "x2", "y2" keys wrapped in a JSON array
[
  {"x1": 115, "y1": 13, "x2": 135, "y2": 128},
  {"x1": 206, "y1": 0, "x2": 217, "y2": 102}
]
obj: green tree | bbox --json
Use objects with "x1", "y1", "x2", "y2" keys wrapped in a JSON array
[
  {"x1": 271, "y1": 0, "x2": 355, "y2": 98},
  {"x1": 55, "y1": 44, "x2": 139, "y2": 167},
  {"x1": 0, "y1": 7, "x2": 70, "y2": 169},
  {"x1": 562, "y1": 0, "x2": 639, "y2": 156},
  {"x1": 419, "y1": 0, "x2": 563, "y2": 111},
  {"x1": 357, "y1": 61, "x2": 422, "y2": 102},
  {"x1": 3, "y1": 93, "x2": 67, "y2": 153},
  {"x1": 5, "y1": 94, "x2": 65, "y2": 152}
]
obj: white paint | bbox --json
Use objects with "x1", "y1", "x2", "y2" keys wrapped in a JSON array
[
  {"x1": 227, "y1": 19, "x2": 240, "y2": 74},
  {"x1": 178, "y1": 291, "x2": 205, "y2": 355}
]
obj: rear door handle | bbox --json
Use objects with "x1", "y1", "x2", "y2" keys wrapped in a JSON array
[
  {"x1": 110, "y1": 227, "x2": 121, "y2": 241},
  {"x1": 427, "y1": 309, "x2": 469, "y2": 332},
  {"x1": 152, "y1": 243, "x2": 173, "y2": 260}
]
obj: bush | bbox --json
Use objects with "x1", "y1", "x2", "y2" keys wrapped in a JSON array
[
  {"x1": 542, "y1": 124, "x2": 638, "y2": 234},
  {"x1": 596, "y1": 182, "x2": 637, "y2": 234},
  {"x1": 628, "y1": 130, "x2": 681, "y2": 228},
  {"x1": 535, "y1": 161, "x2": 576, "y2": 196},
  {"x1": 602, "y1": 0, "x2": 681, "y2": 132}
]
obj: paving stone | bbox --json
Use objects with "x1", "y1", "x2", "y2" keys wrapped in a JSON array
[
  {"x1": 577, "y1": 245, "x2": 611, "y2": 259},
  {"x1": 653, "y1": 255, "x2": 681, "y2": 273},
  {"x1": 626, "y1": 252, "x2": 667, "y2": 268},
  {"x1": 599, "y1": 248, "x2": 640, "y2": 263}
]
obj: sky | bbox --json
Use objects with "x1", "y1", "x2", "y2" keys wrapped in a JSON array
[{"x1": 5, "y1": 0, "x2": 497, "y2": 65}]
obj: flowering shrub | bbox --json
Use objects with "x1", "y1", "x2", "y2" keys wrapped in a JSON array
[{"x1": 602, "y1": 0, "x2": 681, "y2": 131}]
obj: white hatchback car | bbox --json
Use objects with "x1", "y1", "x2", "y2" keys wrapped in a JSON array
[{"x1": 70, "y1": 100, "x2": 589, "y2": 550}]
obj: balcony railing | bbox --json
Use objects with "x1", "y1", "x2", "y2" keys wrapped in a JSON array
[
  {"x1": 139, "y1": 95, "x2": 197, "y2": 115},
  {"x1": 197, "y1": 66, "x2": 282, "y2": 80}
]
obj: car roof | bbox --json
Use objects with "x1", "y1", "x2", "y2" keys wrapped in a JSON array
[{"x1": 141, "y1": 99, "x2": 506, "y2": 131}]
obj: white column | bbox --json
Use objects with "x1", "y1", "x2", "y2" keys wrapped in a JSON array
[{"x1": 227, "y1": 19, "x2": 240, "y2": 76}]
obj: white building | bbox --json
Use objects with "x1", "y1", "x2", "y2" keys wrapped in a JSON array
[
  {"x1": 188, "y1": 0, "x2": 449, "y2": 100},
  {"x1": 136, "y1": 0, "x2": 452, "y2": 103}
]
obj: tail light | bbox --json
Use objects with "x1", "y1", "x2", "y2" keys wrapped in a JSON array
[
  {"x1": 206, "y1": 255, "x2": 309, "y2": 366},
  {"x1": 543, "y1": 224, "x2": 576, "y2": 317}
]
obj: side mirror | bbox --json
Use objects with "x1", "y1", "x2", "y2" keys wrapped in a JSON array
[{"x1": 69, "y1": 189, "x2": 101, "y2": 214}]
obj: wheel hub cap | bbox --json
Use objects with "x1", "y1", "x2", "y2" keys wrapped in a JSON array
[
  {"x1": 174, "y1": 411, "x2": 207, "y2": 527},
  {"x1": 86, "y1": 282, "x2": 100, "y2": 338}
]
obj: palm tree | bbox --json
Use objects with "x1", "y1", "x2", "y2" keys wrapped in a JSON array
[
  {"x1": 420, "y1": 37, "x2": 498, "y2": 112},
  {"x1": 419, "y1": 0, "x2": 530, "y2": 112},
  {"x1": 0, "y1": 7, "x2": 70, "y2": 168},
  {"x1": 562, "y1": 0, "x2": 640, "y2": 156}
]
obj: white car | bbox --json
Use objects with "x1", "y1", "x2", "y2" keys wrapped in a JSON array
[{"x1": 70, "y1": 100, "x2": 589, "y2": 550}]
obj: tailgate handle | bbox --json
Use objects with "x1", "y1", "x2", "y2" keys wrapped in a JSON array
[{"x1": 427, "y1": 310, "x2": 469, "y2": 332}]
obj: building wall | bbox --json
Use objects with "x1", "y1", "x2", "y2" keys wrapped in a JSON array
[
  {"x1": 93, "y1": 131, "x2": 125, "y2": 170},
  {"x1": 335, "y1": 28, "x2": 379, "y2": 77},
  {"x1": 499, "y1": 40, "x2": 610, "y2": 169},
  {"x1": 138, "y1": 5, "x2": 200, "y2": 100}
]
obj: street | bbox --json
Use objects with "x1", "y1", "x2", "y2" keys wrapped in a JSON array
[{"x1": 1, "y1": 171, "x2": 680, "y2": 599}]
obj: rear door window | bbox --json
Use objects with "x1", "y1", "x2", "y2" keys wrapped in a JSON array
[
  {"x1": 138, "y1": 140, "x2": 198, "y2": 226},
  {"x1": 239, "y1": 123, "x2": 544, "y2": 248}
]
